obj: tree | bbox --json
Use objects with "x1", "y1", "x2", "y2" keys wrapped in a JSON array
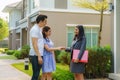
[
  {"x1": 72, "y1": 0, "x2": 109, "y2": 47},
  {"x1": 0, "y1": 18, "x2": 9, "y2": 41}
]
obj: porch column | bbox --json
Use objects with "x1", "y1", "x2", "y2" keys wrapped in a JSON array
[
  {"x1": 113, "y1": 0, "x2": 120, "y2": 73},
  {"x1": 27, "y1": 17, "x2": 32, "y2": 45},
  {"x1": 20, "y1": 29, "x2": 22, "y2": 49},
  {"x1": 9, "y1": 31, "x2": 12, "y2": 50},
  {"x1": 11, "y1": 30, "x2": 16, "y2": 50}
]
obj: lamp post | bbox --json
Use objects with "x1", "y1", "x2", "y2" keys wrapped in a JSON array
[{"x1": 24, "y1": 58, "x2": 29, "y2": 70}]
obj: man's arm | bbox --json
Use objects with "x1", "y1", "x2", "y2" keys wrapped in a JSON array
[
  {"x1": 32, "y1": 37, "x2": 41, "y2": 56},
  {"x1": 32, "y1": 37, "x2": 43, "y2": 64}
]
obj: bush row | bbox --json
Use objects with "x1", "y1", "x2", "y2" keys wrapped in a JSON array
[
  {"x1": 0, "y1": 48, "x2": 8, "y2": 53},
  {"x1": 55, "y1": 46, "x2": 112, "y2": 78},
  {"x1": 6, "y1": 45, "x2": 30, "y2": 59},
  {"x1": 85, "y1": 46, "x2": 112, "y2": 78}
]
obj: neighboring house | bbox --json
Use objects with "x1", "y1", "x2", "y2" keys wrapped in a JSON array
[
  {"x1": 0, "y1": 38, "x2": 8, "y2": 48},
  {"x1": 2, "y1": 0, "x2": 111, "y2": 50},
  {"x1": 2, "y1": 1, "x2": 22, "y2": 49}
]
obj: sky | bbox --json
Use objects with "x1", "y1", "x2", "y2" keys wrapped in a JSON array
[{"x1": 0, "y1": 0, "x2": 21, "y2": 20}]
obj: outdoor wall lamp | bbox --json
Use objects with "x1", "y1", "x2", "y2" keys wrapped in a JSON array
[{"x1": 109, "y1": 2, "x2": 114, "y2": 11}]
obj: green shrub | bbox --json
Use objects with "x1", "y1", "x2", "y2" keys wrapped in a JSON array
[
  {"x1": 0, "y1": 48, "x2": 8, "y2": 53},
  {"x1": 21, "y1": 45, "x2": 30, "y2": 58},
  {"x1": 85, "y1": 46, "x2": 112, "y2": 78},
  {"x1": 4, "y1": 48, "x2": 8, "y2": 53},
  {"x1": 21, "y1": 49, "x2": 29, "y2": 58},
  {"x1": 6, "y1": 50, "x2": 15, "y2": 55},
  {"x1": 4, "y1": 48, "x2": 8, "y2": 52},
  {"x1": 54, "y1": 50, "x2": 61, "y2": 63},
  {"x1": 13, "y1": 45, "x2": 30, "y2": 59},
  {"x1": 13, "y1": 50, "x2": 21, "y2": 59},
  {"x1": 52, "y1": 67, "x2": 74, "y2": 80},
  {"x1": 58, "y1": 51, "x2": 70, "y2": 65},
  {"x1": 0, "y1": 49, "x2": 4, "y2": 53}
]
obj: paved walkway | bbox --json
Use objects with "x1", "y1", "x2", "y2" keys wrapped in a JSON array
[{"x1": 0, "y1": 54, "x2": 31, "y2": 80}]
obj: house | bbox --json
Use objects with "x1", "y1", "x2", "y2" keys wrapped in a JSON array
[
  {"x1": 0, "y1": 38, "x2": 8, "y2": 48},
  {"x1": 4, "y1": 0, "x2": 120, "y2": 79},
  {"x1": 2, "y1": 0, "x2": 111, "y2": 50}
]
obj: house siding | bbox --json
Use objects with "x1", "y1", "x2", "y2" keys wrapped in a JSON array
[
  {"x1": 9, "y1": 10, "x2": 22, "y2": 30},
  {"x1": 5, "y1": 0, "x2": 112, "y2": 52},
  {"x1": 36, "y1": 11, "x2": 111, "y2": 47}
]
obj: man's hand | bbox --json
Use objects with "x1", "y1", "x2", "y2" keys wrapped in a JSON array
[
  {"x1": 38, "y1": 56, "x2": 43, "y2": 64},
  {"x1": 74, "y1": 59, "x2": 79, "y2": 63}
]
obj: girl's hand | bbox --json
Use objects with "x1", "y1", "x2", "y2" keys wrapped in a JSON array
[
  {"x1": 61, "y1": 47, "x2": 65, "y2": 50},
  {"x1": 57, "y1": 47, "x2": 65, "y2": 50}
]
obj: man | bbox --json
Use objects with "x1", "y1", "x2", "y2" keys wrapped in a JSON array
[{"x1": 29, "y1": 14, "x2": 47, "y2": 80}]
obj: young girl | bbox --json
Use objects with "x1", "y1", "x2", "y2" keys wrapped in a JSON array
[{"x1": 42, "y1": 26, "x2": 63, "y2": 80}]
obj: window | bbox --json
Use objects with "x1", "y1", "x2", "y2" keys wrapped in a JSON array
[
  {"x1": 55, "y1": 0, "x2": 67, "y2": 9},
  {"x1": 32, "y1": 0, "x2": 40, "y2": 9},
  {"x1": 84, "y1": 27, "x2": 98, "y2": 48},
  {"x1": 67, "y1": 26, "x2": 99, "y2": 48},
  {"x1": 40, "y1": 0, "x2": 54, "y2": 9},
  {"x1": 67, "y1": 27, "x2": 74, "y2": 47}
]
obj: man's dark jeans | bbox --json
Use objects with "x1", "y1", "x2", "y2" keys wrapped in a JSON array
[{"x1": 29, "y1": 56, "x2": 42, "y2": 80}]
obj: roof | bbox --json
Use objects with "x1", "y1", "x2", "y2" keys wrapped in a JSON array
[{"x1": 2, "y1": 1, "x2": 22, "y2": 12}]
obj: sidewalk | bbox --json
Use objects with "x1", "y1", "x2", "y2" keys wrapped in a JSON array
[{"x1": 0, "y1": 54, "x2": 31, "y2": 80}]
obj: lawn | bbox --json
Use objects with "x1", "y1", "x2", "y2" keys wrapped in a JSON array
[
  {"x1": 12, "y1": 62, "x2": 33, "y2": 76},
  {"x1": 0, "y1": 55, "x2": 17, "y2": 59},
  {"x1": 11, "y1": 62, "x2": 70, "y2": 76}
]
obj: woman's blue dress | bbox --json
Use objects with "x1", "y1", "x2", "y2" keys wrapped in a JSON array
[{"x1": 42, "y1": 38, "x2": 56, "y2": 73}]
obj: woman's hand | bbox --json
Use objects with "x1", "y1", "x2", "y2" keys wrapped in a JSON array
[
  {"x1": 74, "y1": 59, "x2": 79, "y2": 63},
  {"x1": 56, "y1": 47, "x2": 65, "y2": 50},
  {"x1": 61, "y1": 47, "x2": 66, "y2": 50}
]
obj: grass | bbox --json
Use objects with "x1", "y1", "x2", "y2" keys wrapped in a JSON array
[
  {"x1": 12, "y1": 62, "x2": 33, "y2": 76},
  {"x1": 56, "y1": 63, "x2": 69, "y2": 70},
  {"x1": 12, "y1": 63, "x2": 75, "y2": 80},
  {"x1": 11, "y1": 62, "x2": 69, "y2": 76},
  {"x1": 0, "y1": 55, "x2": 17, "y2": 59}
]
